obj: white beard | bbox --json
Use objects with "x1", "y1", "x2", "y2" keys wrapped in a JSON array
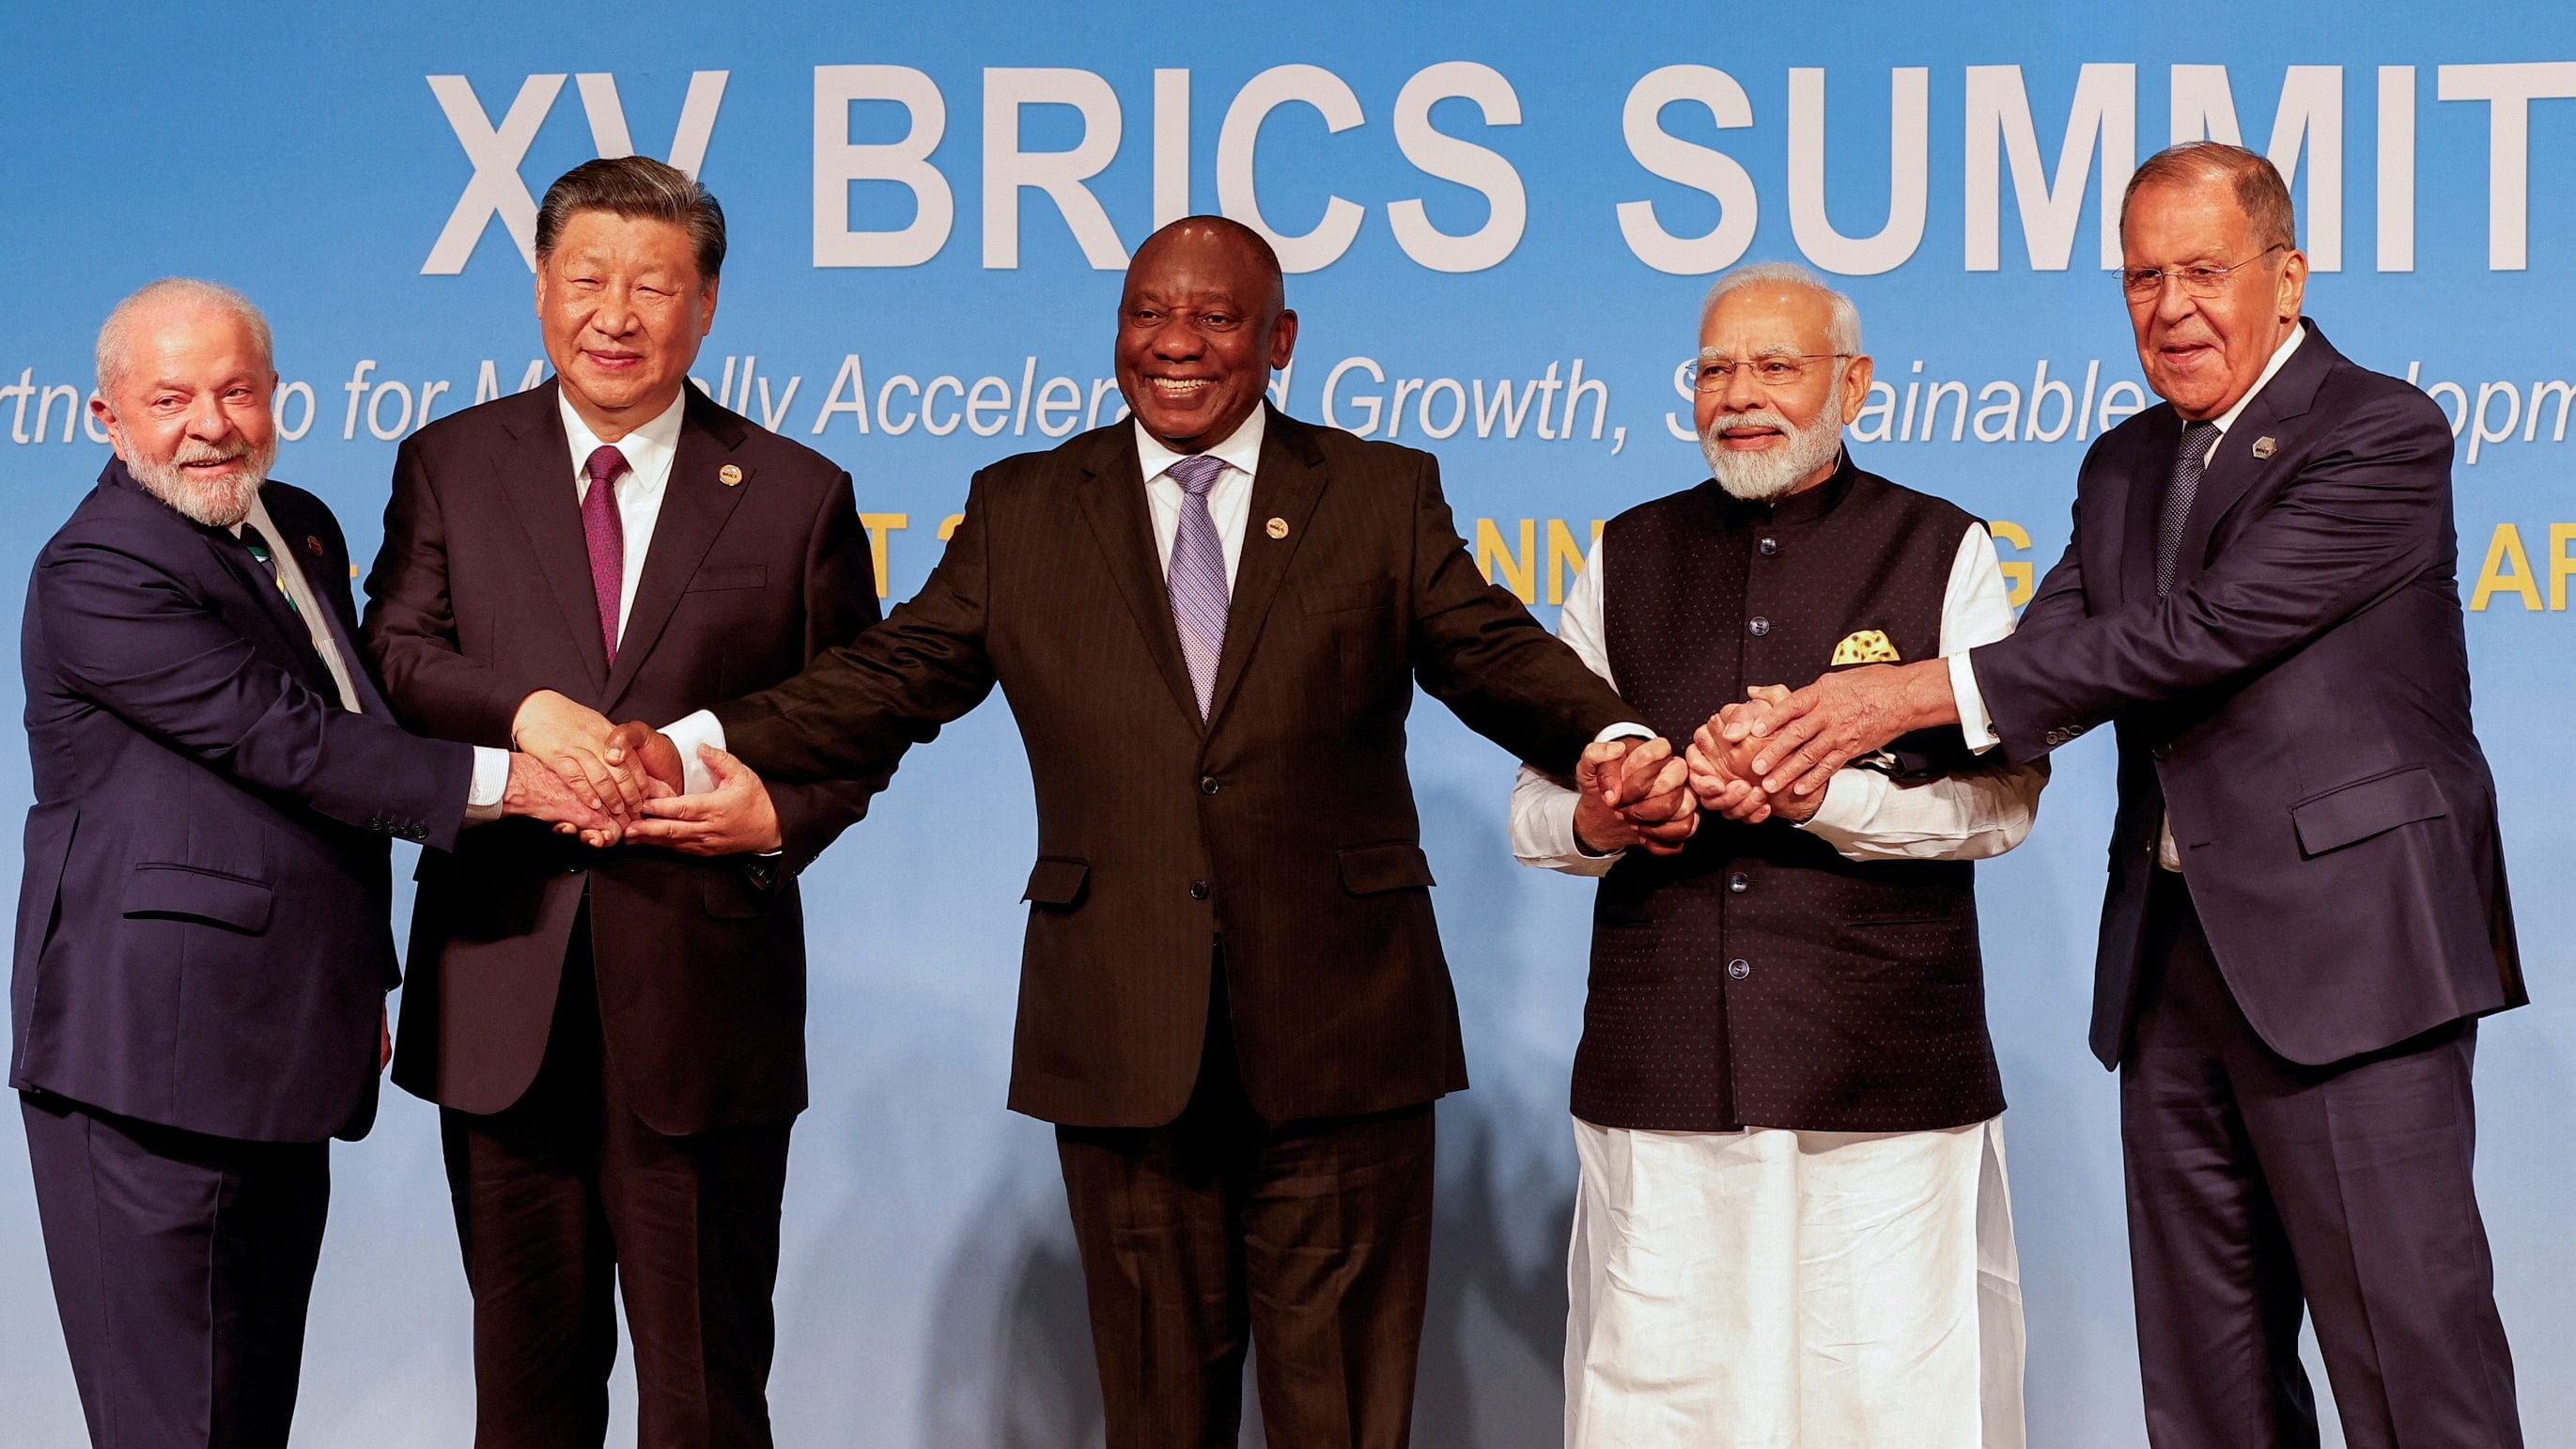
[
  {"x1": 1700, "y1": 401, "x2": 1846, "y2": 503},
  {"x1": 127, "y1": 437, "x2": 273, "y2": 528}
]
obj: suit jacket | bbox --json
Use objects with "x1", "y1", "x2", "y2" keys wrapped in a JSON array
[
  {"x1": 1971, "y1": 321, "x2": 2523, "y2": 1067},
  {"x1": 363, "y1": 381, "x2": 881, "y2": 1135},
  {"x1": 713, "y1": 407, "x2": 1631, "y2": 1128},
  {"x1": 11, "y1": 462, "x2": 473, "y2": 1143}
]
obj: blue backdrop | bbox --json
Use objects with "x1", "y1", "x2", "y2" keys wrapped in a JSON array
[{"x1": 3, "y1": 4, "x2": 2571, "y2": 1444}]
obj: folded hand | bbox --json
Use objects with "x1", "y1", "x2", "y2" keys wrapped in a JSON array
[
  {"x1": 1573, "y1": 736, "x2": 1699, "y2": 856},
  {"x1": 621, "y1": 745, "x2": 784, "y2": 856}
]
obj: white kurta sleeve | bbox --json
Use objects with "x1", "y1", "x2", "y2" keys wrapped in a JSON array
[
  {"x1": 1511, "y1": 537, "x2": 1626, "y2": 877},
  {"x1": 1797, "y1": 523, "x2": 2047, "y2": 864}
]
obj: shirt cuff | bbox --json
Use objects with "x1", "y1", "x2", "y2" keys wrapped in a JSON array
[
  {"x1": 1593, "y1": 721, "x2": 1653, "y2": 744},
  {"x1": 1792, "y1": 768, "x2": 1878, "y2": 846},
  {"x1": 661, "y1": 710, "x2": 727, "y2": 796},
  {"x1": 1948, "y1": 652, "x2": 2001, "y2": 754},
  {"x1": 463, "y1": 745, "x2": 511, "y2": 823}
]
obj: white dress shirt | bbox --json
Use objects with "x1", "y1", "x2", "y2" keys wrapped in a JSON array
[
  {"x1": 1135, "y1": 409, "x2": 1264, "y2": 586},
  {"x1": 1948, "y1": 325, "x2": 2304, "y2": 869},
  {"x1": 1512, "y1": 520, "x2": 2046, "y2": 873},
  {"x1": 233, "y1": 491, "x2": 514, "y2": 813},
  {"x1": 560, "y1": 387, "x2": 685, "y2": 645}
]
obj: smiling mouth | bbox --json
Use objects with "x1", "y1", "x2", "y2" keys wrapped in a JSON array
[
  {"x1": 1149, "y1": 378, "x2": 1213, "y2": 398},
  {"x1": 1720, "y1": 427, "x2": 1784, "y2": 447}
]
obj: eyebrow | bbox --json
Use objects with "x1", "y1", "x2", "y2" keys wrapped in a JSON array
[{"x1": 1699, "y1": 342, "x2": 1813, "y2": 360}]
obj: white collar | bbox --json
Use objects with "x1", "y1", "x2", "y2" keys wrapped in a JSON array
[
  {"x1": 1134, "y1": 405, "x2": 1266, "y2": 485},
  {"x1": 560, "y1": 385, "x2": 686, "y2": 478},
  {"x1": 2207, "y1": 323, "x2": 2306, "y2": 436}
]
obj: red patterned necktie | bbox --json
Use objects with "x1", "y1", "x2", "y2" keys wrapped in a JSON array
[{"x1": 582, "y1": 444, "x2": 628, "y2": 662}]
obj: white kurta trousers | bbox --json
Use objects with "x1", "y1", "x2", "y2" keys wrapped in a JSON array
[{"x1": 1565, "y1": 1116, "x2": 2026, "y2": 1448}]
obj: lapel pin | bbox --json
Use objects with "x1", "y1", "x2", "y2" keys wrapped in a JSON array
[
  {"x1": 1265, "y1": 516, "x2": 1290, "y2": 539},
  {"x1": 2251, "y1": 436, "x2": 2277, "y2": 460},
  {"x1": 303, "y1": 535, "x2": 325, "y2": 558},
  {"x1": 719, "y1": 463, "x2": 745, "y2": 487}
]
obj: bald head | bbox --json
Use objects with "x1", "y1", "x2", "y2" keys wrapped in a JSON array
[{"x1": 1115, "y1": 215, "x2": 1298, "y2": 451}]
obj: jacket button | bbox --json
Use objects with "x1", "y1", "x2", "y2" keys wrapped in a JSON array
[
  {"x1": 2044, "y1": 726, "x2": 2077, "y2": 746},
  {"x1": 1727, "y1": 958, "x2": 1751, "y2": 980},
  {"x1": 2150, "y1": 741, "x2": 2172, "y2": 760},
  {"x1": 1729, "y1": 872, "x2": 1749, "y2": 894},
  {"x1": 1199, "y1": 775, "x2": 1220, "y2": 795},
  {"x1": 1188, "y1": 880, "x2": 1209, "y2": 900},
  {"x1": 1748, "y1": 616, "x2": 1770, "y2": 637},
  {"x1": 1757, "y1": 537, "x2": 1778, "y2": 556}
]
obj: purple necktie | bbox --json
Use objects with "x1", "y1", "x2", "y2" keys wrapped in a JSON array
[
  {"x1": 1164, "y1": 454, "x2": 1230, "y2": 719},
  {"x1": 582, "y1": 444, "x2": 628, "y2": 662}
]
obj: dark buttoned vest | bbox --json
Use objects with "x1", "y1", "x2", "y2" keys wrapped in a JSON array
[{"x1": 1575, "y1": 455, "x2": 2006, "y2": 1134}]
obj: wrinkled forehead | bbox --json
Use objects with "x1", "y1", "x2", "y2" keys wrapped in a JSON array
[
  {"x1": 1699, "y1": 286, "x2": 1834, "y2": 357},
  {"x1": 121, "y1": 304, "x2": 271, "y2": 382},
  {"x1": 2119, "y1": 178, "x2": 2257, "y2": 259}
]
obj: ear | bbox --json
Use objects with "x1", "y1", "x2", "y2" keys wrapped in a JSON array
[
  {"x1": 2275, "y1": 247, "x2": 2308, "y2": 324},
  {"x1": 1838, "y1": 354, "x2": 1875, "y2": 426},
  {"x1": 1267, "y1": 308, "x2": 1298, "y2": 370},
  {"x1": 88, "y1": 394, "x2": 128, "y2": 461},
  {"x1": 698, "y1": 273, "x2": 722, "y2": 337}
]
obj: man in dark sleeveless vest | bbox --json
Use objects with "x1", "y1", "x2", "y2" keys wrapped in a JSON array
[{"x1": 1511, "y1": 263, "x2": 2047, "y2": 1448}]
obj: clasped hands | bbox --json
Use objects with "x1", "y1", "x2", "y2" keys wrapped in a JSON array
[
  {"x1": 1582, "y1": 662, "x2": 1943, "y2": 846},
  {"x1": 502, "y1": 691, "x2": 782, "y2": 855}
]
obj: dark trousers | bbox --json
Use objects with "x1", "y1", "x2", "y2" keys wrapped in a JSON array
[
  {"x1": 20, "y1": 1091, "x2": 330, "y2": 1449},
  {"x1": 2121, "y1": 872, "x2": 2521, "y2": 1449},
  {"x1": 1055, "y1": 973, "x2": 1437, "y2": 1449},
  {"x1": 440, "y1": 920, "x2": 793, "y2": 1449}
]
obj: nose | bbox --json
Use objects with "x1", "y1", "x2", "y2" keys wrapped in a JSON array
[
  {"x1": 590, "y1": 287, "x2": 639, "y2": 337},
  {"x1": 1719, "y1": 361, "x2": 1767, "y2": 413},
  {"x1": 185, "y1": 392, "x2": 236, "y2": 442},
  {"x1": 2150, "y1": 274, "x2": 2198, "y2": 328},
  {"x1": 1151, "y1": 319, "x2": 1204, "y2": 362}
]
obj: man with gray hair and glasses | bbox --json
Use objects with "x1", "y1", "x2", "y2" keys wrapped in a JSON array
[
  {"x1": 1510, "y1": 260, "x2": 2045, "y2": 1446},
  {"x1": 13, "y1": 279, "x2": 613, "y2": 1448}
]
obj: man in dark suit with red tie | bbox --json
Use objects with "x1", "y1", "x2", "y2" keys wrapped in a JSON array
[
  {"x1": 1706, "y1": 143, "x2": 2523, "y2": 1447},
  {"x1": 14, "y1": 279, "x2": 613, "y2": 1449},
  {"x1": 618, "y1": 216, "x2": 1693, "y2": 1446},
  {"x1": 360, "y1": 157, "x2": 881, "y2": 1448}
]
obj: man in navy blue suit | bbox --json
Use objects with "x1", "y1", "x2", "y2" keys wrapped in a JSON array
[
  {"x1": 1699, "y1": 144, "x2": 2523, "y2": 1447},
  {"x1": 10, "y1": 279, "x2": 617, "y2": 1449}
]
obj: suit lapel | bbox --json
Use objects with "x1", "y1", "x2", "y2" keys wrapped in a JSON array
[
  {"x1": 493, "y1": 382, "x2": 612, "y2": 692},
  {"x1": 1076, "y1": 430, "x2": 1204, "y2": 727},
  {"x1": 204, "y1": 526, "x2": 331, "y2": 691},
  {"x1": 2172, "y1": 321, "x2": 2332, "y2": 592},
  {"x1": 600, "y1": 388, "x2": 750, "y2": 714},
  {"x1": 1204, "y1": 409, "x2": 1327, "y2": 728},
  {"x1": 261, "y1": 489, "x2": 394, "y2": 716},
  {"x1": 2118, "y1": 409, "x2": 2182, "y2": 608}
]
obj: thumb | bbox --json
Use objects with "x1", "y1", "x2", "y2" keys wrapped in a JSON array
[{"x1": 698, "y1": 743, "x2": 739, "y2": 785}]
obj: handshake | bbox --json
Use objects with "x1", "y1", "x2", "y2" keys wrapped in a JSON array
[
  {"x1": 1569, "y1": 685, "x2": 1832, "y2": 856},
  {"x1": 498, "y1": 691, "x2": 782, "y2": 855}
]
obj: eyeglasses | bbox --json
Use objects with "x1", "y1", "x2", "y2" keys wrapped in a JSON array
[
  {"x1": 2119, "y1": 243, "x2": 2285, "y2": 302},
  {"x1": 1689, "y1": 353, "x2": 1851, "y2": 392}
]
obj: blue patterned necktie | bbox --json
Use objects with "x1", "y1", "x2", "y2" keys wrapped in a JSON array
[
  {"x1": 1164, "y1": 454, "x2": 1231, "y2": 719},
  {"x1": 2156, "y1": 422, "x2": 2223, "y2": 595}
]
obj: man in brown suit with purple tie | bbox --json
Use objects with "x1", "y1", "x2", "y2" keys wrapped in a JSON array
[
  {"x1": 620, "y1": 216, "x2": 1695, "y2": 1445},
  {"x1": 360, "y1": 156, "x2": 882, "y2": 1448}
]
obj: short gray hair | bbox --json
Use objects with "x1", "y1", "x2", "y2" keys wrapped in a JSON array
[
  {"x1": 96, "y1": 278, "x2": 274, "y2": 395},
  {"x1": 1699, "y1": 261, "x2": 1863, "y2": 356},
  {"x1": 2124, "y1": 141, "x2": 2298, "y2": 255}
]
